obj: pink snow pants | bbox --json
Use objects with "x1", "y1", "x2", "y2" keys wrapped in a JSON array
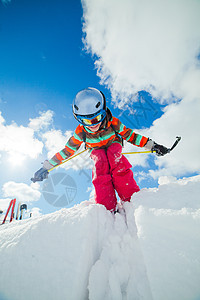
[{"x1": 90, "y1": 143, "x2": 140, "y2": 211}]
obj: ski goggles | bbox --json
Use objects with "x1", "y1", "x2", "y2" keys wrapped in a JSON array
[{"x1": 76, "y1": 109, "x2": 106, "y2": 126}]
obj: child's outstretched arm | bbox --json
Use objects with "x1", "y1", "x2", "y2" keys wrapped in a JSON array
[
  {"x1": 31, "y1": 126, "x2": 84, "y2": 182},
  {"x1": 112, "y1": 117, "x2": 169, "y2": 156},
  {"x1": 143, "y1": 139, "x2": 169, "y2": 156}
]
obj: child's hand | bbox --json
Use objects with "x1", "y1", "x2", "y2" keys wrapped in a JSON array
[
  {"x1": 31, "y1": 160, "x2": 53, "y2": 183},
  {"x1": 152, "y1": 143, "x2": 169, "y2": 156},
  {"x1": 31, "y1": 167, "x2": 49, "y2": 183},
  {"x1": 145, "y1": 139, "x2": 169, "y2": 156}
]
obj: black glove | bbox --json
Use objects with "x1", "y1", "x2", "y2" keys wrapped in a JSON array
[
  {"x1": 152, "y1": 143, "x2": 169, "y2": 156},
  {"x1": 31, "y1": 167, "x2": 49, "y2": 183}
]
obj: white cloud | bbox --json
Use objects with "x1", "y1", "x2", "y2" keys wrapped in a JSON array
[
  {"x1": 2, "y1": 181, "x2": 41, "y2": 203},
  {"x1": 142, "y1": 95, "x2": 200, "y2": 178},
  {"x1": 82, "y1": 0, "x2": 200, "y2": 103},
  {"x1": 0, "y1": 110, "x2": 56, "y2": 166},
  {"x1": 0, "y1": 109, "x2": 91, "y2": 172},
  {"x1": 0, "y1": 198, "x2": 12, "y2": 212},
  {"x1": 28, "y1": 110, "x2": 54, "y2": 131},
  {"x1": 0, "y1": 111, "x2": 44, "y2": 165},
  {"x1": 82, "y1": 0, "x2": 200, "y2": 178}
]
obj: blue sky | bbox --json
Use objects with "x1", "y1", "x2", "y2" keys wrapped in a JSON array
[
  {"x1": 0, "y1": 0, "x2": 199, "y2": 216},
  {"x1": 0, "y1": 1, "x2": 99, "y2": 125}
]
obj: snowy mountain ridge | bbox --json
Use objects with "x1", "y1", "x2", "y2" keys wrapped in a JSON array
[{"x1": 0, "y1": 175, "x2": 200, "y2": 300}]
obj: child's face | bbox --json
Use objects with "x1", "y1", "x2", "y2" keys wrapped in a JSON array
[{"x1": 86, "y1": 122, "x2": 102, "y2": 132}]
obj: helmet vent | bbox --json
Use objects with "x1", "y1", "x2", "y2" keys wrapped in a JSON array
[
  {"x1": 74, "y1": 104, "x2": 79, "y2": 111},
  {"x1": 96, "y1": 101, "x2": 101, "y2": 108}
]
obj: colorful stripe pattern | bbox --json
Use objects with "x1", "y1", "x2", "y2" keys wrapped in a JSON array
[{"x1": 49, "y1": 109, "x2": 148, "y2": 167}]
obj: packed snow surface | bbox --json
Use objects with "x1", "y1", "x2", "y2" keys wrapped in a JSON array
[{"x1": 0, "y1": 175, "x2": 200, "y2": 300}]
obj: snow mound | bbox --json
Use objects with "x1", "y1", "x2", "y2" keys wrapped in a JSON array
[{"x1": 0, "y1": 175, "x2": 200, "y2": 300}]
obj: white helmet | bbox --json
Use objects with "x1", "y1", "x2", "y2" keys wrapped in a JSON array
[{"x1": 73, "y1": 87, "x2": 107, "y2": 126}]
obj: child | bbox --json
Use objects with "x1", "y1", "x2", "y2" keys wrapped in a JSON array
[{"x1": 31, "y1": 87, "x2": 169, "y2": 212}]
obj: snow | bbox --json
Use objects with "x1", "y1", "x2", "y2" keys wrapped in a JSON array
[{"x1": 0, "y1": 175, "x2": 200, "y2": 300}]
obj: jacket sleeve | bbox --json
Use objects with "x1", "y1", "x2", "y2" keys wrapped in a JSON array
[
  {"x1": 111, "y1": 117, "x2": 148, "y2": 147},
  {"x1": 48, "y1": 125, "x2": 84, "y2": 167}
]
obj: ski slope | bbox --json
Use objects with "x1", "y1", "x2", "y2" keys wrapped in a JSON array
[{"x1": 0, "y1": 175, "x2": 200, "y2": 300}]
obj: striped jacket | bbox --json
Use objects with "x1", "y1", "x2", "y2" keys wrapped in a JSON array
[{"x1": 49, "y1": 109, "x2": 148, "y2": 167}]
